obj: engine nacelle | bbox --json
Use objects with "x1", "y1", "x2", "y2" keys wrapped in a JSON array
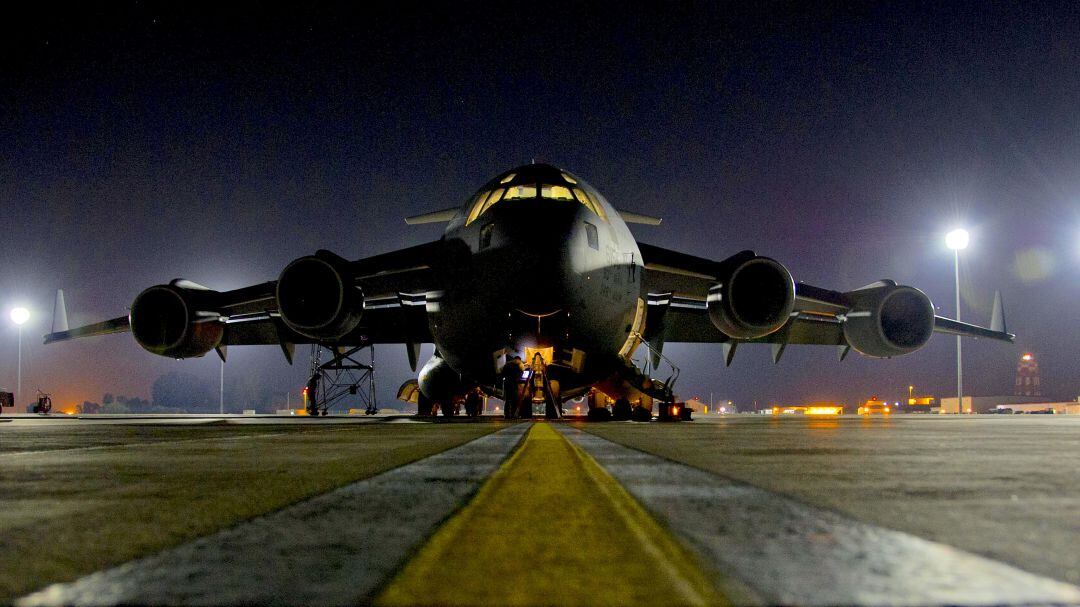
[
  {"x1": 708, "y1": 255, "x2": 795, "y2": 339},
  {"x1": 276, "y1": 250, "x2": 364, "y2": 340},
  {"x1": 418, "y1": 353, "x2": 467, "y2": 404},
  {"x1": 129, "y1": 281, "x2": 224, "y2": 358},
  {"x1": 842, "y1": 285, "x2": 935, "y2": 358}
]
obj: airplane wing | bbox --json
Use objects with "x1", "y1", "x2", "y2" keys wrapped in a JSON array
[
  {"x1": 637, "y1": 242, "x2": 1013, "y2": 363},
  {"x1": 44, "y1": 241, "x2": 443, "y2": 365}
]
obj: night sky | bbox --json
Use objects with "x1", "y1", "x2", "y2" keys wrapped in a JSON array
[{"x1": 3, "y1": 2, "x2": 1080, "y2": 411}]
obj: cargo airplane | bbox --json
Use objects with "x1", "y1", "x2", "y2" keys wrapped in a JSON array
[{"x1": 46, "y1": 163, "x2": 1013, "y2": 418}]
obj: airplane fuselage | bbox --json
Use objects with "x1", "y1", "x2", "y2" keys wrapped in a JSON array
[{"x1": 430, "y1": 165, "x2": 643, "y2": 400}]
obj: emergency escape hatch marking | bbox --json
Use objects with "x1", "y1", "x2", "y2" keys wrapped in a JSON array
[{"x1": 558, "y1": 426, "x2": 1080, "y2": 607}]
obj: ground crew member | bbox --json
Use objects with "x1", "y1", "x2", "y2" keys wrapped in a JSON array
[
  {"x1": 464, "y1": 387, "x2": 483, "y2": 417},
  {"x1": 501, "y1": 355, "x2": 525, "y2": 419}
]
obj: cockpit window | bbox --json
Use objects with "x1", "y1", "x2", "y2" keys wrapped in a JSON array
[
  {"x1": 466, "y1": 188, "x2": 505, "y2": 225},
  {"x1": 573, "y1": 188, "x2": 607, "y2": 219},
  {"x1": 465, "y1": 169, "x2": 607, "y2": 225},
  {"x1": 503, "y1": 184, "x2": 537, "y2": 200},
  {"x1": 541, "y1": 184, "x2": 574, "y2": 200}
]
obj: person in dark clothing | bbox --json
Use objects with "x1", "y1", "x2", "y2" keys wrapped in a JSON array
[
  {"x1": 500, "y1": 355, "x2": 525, "y2": 419},
  {"x1": 464, "y1": 387, "x2": 483, "y2": 417}
]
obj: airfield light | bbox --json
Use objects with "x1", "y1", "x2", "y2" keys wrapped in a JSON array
[
  {"x1": 945, "y1": 229, "x2": 969, "y2": 251},
  {"x1": 10, "y1": 308, "x2": 29, "y2": 325},
  {"x1": 10, "y1": 307, "x2": 29, "y2": 410},
  {"x1": 946, "y1": 229, "x2": 970, "y2": 412},
  {"x1": 1022, "y1": 353, "x2": 1033, "y2": 361}
]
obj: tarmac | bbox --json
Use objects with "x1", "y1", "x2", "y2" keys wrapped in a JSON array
[{"x1": 3, "y1": 413, "x2": 1080, "y2": 606}]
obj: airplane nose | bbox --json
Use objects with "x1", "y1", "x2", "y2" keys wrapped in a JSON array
[{"x1": 488, "y1": 208, "x2": 575, "y2": 315}]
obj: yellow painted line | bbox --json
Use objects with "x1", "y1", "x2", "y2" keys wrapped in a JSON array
[{"x1": 377, "y1": 422, "x2": 727, "y2": 606}]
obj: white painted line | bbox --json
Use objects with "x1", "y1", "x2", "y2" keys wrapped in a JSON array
[
  {"x1": 560, "y1": 427, "x2": 1080, "y2": 607},
  {"x1": 18, "y1": 423, "x2": 530, "y2": 607},
  {"x1": 0, "y1": 431, "x2": 298, "y2": 459}
]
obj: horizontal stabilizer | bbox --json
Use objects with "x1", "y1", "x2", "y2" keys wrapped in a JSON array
[
  {"x1": 405, "y1": 208, "x2": 459, "y2": 225},
  {"x1": 617, "y1": 210, "x2": 662, "y2": 225}
]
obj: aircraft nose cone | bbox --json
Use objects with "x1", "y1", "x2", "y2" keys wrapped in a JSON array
[{"x1": 489, "y1": 207, "x2": 575, "y2": 314}]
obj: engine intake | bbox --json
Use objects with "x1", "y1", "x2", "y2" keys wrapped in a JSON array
[
  {"x1": 842, "y1": 285, "x2": 935, "y2": 358},
  {"x1": 276, "y1": 250, "x2": 364, "y2": 340},
  {"x1": 708, "y1": 255, "x2": 795, "y2": 339},
  {"x1": 129, "y1": 281, "x2": 223, "y2": 358}
]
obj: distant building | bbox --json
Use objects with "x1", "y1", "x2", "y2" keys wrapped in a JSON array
[
  {"x1": 902, "y1": 395, "x2": 939, "y2": 414},
  {"x1": 683, "y1": 397, "x2": 708, "y2": 413},
  {"x1": 991, "y1": 400, "x2": 1080, "y2": 414},
  {"x1": 1016, "y1": 352, "x2": 1041, "y2": 396},
  {"x1": 940, "y1": 395, "x2": 1077, "y2": 414}
]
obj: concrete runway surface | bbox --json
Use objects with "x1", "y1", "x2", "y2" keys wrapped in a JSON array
[{"x1": 3, "y1": 414, "x2": 1080, "y2": 606}]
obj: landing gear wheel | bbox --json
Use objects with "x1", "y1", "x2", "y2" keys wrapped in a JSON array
[
  {"x1": 306, "y1": 403, "x2": 320, "y2": 417},
  {"x1": 417, "y1": 392, "x2": 435, "y2": 417},
  {"x1": 612, "y1": 398, "x2": 632, "y2": 421},
  {"x1": 587, "y1": 407, "x2": 612, "y2": 421},
  {"x1": 440, "y1": 400, "x2": 456, "y2": 418},
  {"x1": 631, "y1": 406, "x2": 652, "y2": 422}
]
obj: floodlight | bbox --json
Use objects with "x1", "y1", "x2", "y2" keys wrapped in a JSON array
[
  {"x1": 945, "y1": 228, "x2": 969, "y2": 250},
  {"x1": 10, "y1": 307, "x2": 29, "y2": 325}
]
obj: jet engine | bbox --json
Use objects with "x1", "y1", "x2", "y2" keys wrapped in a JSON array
[
  {"x1": 129, "y1": 280, "x2": 223, "y2": 358},
  {"x1": 418, "y1": 352, "x2": 468, "y2": 403},
  {"x1": 708, "y1": 255, "x2": 795, "y2": 339},
  {"x1": 842, "y1": 285, "x2": 935, "y2": 358},
  {"x1": 276, "y1": 250, "x2": 364, "y2": 340}
]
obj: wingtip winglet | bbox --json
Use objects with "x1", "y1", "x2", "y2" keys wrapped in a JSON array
[
  {"x1": 52, "y1": 289, "x2": 69, "y2": 334},
  {"x1": 991, "y1": 291, "x2": 1006, "y2": 334}
]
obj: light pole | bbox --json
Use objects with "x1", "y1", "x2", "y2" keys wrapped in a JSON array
[
  {"x1": 10, "y1": 307, "x2": 29, "y2": 409},
  {"x1": 946, "y1": 228, "x2": 969, "y2": 413}
]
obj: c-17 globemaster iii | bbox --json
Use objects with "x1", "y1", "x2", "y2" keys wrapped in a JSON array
[{"x1": 46, "y1": 163, "x2": 1012, "y2": 418}]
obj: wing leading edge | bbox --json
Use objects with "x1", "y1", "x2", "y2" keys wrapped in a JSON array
[
  {"x1": 44, "y1": 241, "x2": 444, "y2": 358},
  {"x1": 638, "y1": 242, "x2": 1013, "y2": 363}
]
